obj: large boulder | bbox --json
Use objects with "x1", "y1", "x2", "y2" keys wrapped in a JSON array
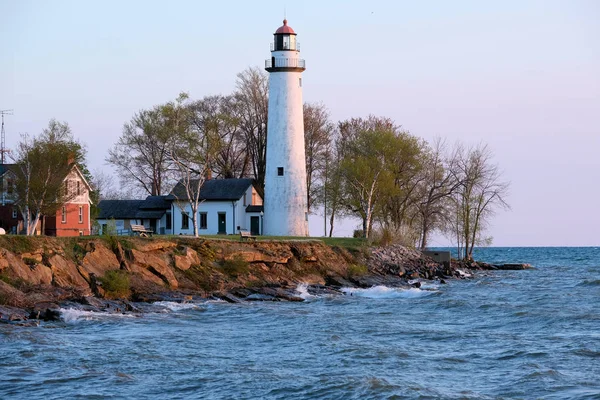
[
  {"x1": 48, "y1": 254, "x2": 91, "y2": 295},
  {"x1": 130, "y1": 249, "x2": 178, "y2": 288},
  {"x1": 0, "y1": 250, "x2": 52, "y2": 285},
  {"x1": 80, "y1": 242, "x2": 120, "y2": 279},
  {"x1": 173, "y1": 247, "x2": 200, "y2": 271}
]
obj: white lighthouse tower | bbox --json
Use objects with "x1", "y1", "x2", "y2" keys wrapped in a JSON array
[{"x1": 263, "y1": 19, "x2": 308, "y2": 236}]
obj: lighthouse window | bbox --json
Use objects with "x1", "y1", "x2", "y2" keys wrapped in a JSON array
[
  {"x1": 283, "y1": 36, "x2": 290, "y2": 49},
  {"x1": 277, "y1": 167, "x2": 284, "y2": 176},
  {"x1": 299, "y1": 78, "x2": 302, "y2": 87}
]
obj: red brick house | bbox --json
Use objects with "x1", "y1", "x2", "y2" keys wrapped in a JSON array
[{"x1": 0, "y1": 164, "x2": 93, "y2": 236}]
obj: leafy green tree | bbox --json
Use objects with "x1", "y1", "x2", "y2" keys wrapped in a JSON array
[
  {"x1": 12, "y1": 120, "x2": 86, "y2": 235},
  {"x1": 336, "y1": 116, "x2": 400, "y2": 239}
]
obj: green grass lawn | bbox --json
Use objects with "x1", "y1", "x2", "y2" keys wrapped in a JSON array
[{"x1": 127, "y1": 233, "x2": 368, "y2": 249}]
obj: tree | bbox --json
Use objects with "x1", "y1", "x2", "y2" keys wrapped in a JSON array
[
  {"x1": 449, "y1": 143, "x2": 510, "y2": 260},
  {"x1": 336, "y1": 116, "x2": 399, "y2": 239},
  {"x1": 322, "y1": 139, "x2": 345, "y2": 237},
  {"x1": 164, "y1": 93, "x2": 219, "y2": 237},
  {"x1": 414, "y1": 139, "x2": 462, "y2": 249},
  {"x1": 303, "y1": 102, "x2": 335, "y2": 212},
  {"x1": 12, "y1": 120, "x2": 86, "y2": 235},
  {"x1": 189, "y1": 95, "x2": 249, "y2": 179},
  {"x1": 106, "y1": 106, "x2": 176, "y2": 197},
  {"x1": 91, "y1": 168, "x2": 137, "y2": 201},
  {"x1": 233, "y1": 67, "x2": 269, "y2": 196},
  {"x1": 377, "y1": 130, "x2": 426, "y2": 243}
]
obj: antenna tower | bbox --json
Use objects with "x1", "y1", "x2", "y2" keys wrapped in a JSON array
[{"x1": 0, "y1": 109, "x2": 13, "y2": 165}]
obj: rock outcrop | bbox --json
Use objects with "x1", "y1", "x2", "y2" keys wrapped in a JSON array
[{"x1": 0, "y1": 235, "x2": 531, "y2": 323}]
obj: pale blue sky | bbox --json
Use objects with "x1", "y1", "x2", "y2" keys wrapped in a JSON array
[{"x1": 2, "y1": 0, "x2": 599, "y2": 245}]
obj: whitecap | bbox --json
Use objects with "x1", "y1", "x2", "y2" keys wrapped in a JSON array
[
  {"x1": 153, "y1": 301, "x2": 202, "y2": 312},
  {"x1": 295, "y1": 283, "x2": 315, "y2": 300},
  {"x1": 59, "y1": 308, "x2": 135, "y2": 323},
  {"x1": 340, "y1": 285, "x2": 436, "y2": 299}
]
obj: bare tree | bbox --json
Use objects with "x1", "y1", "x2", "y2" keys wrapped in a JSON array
[
  {"x1": 165, "y1": 93, "x2": 219, "y2": 237},
  {"x1": 415, "y1": 139, "x2": 462, "y2": 249},
  {"x1": 92, "y1": 168, "x2": 137, "y2": 200},
  {"x1": 106, "y1": 107, "x2": 176, "y2": 196},
  {"x1": 234, "y1": 67, "x2": 269, "y2": 197},
  {"x1": 449, "y1": 143, "x2": 510, "y2": 260},
  {"x1": 189, "y1": 95, "x2": 249, "y2": 179},
  {"x1": 304, "y1": 102, "x2": 335, "y2": 212},
  {"x1": 322, "y1": 139, "x2": 345, "y2": 237}
]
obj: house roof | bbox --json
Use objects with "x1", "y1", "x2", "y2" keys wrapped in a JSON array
[
  {"x1": 246, "y1": 205, "x2": 264, "y2": 213},
  {"x1": 0, "y1": 164, "x2": 17, "y2": 176},
  {"x1": 169, "y1": 178, "x2": 254, "y2": 201},
  {"x1": 135, "y1": 210, "x2": 166, "y2": 219},
  {"x1": 97, "y1": 200, "x2": 145, "y2": 219},
  {"x1": 139, "y1": 195, "x2": 171, "y2": 210}
]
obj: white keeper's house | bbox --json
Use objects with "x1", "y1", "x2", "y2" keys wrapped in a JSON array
[
  {"x1": 96, "y1": 178, "x2": 264, "y2": 236},
  {"x1": 168, "y1": 178, "x2": 263, "y2": 235}
]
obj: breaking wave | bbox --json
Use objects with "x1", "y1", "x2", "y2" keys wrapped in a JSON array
[
  {"x1": 152, "y1": 301, "x2": 203, "y2": 312},
  {"x1": 59, "y1": 308, "x2": 136, "y2": 323},
  {"x1": 340, "y1": 285, "x2": 437, "y2": 299},
  {"x1": 295, "y1": 283, "x2": 315, "y2": 300}
]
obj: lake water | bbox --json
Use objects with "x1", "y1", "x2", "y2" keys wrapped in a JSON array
[{"x1": 1, "y1": 247, "x2": 599, "y2": 399}]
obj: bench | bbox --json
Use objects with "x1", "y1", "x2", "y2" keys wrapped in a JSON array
[
  {"x1": 239, "y1": 230, "x2": 256, "y2": 242},
  {"x1": 130, "y1": 224, "x2": 153, "y2": 238}
]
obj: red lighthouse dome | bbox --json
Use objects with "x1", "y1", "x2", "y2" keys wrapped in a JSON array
[{"x1": 275, "y1": 19, "x2": 295, "y2": 35}]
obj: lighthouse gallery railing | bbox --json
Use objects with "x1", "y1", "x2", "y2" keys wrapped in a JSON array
[{"x1": 265, "y1": 58, "x2": 306, "y2": 69}]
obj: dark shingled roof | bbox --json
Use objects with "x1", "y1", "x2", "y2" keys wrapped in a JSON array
[
  {"x1": 0, "y1": 164, "x2": 17, "y2": 176},
  {"x1": 168, "y1": 178, "x2": 254, "y2": 201},
  {"x1": 246, "y1": 205, "x2": 264, "y2": 213},
  {"x1": 135, "y1": 210, "x2": 166, "y2": 219},
  {"x1": 139, "y1": 195, "x2": 171, "y2": 210},
  {"x1": 97, "y1": 200, "x2": 144, "y2": 219}
]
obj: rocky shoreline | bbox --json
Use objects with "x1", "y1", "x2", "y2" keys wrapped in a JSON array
[{"x1": 0, "y1": 237, "x2": 532, "y2": 326}]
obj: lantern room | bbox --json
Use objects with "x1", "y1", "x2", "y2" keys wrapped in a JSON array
[{"x1": 272, "y1": 19, "x2": 297, "y2": 51}]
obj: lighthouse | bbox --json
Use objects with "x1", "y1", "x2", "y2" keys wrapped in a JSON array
[{"x1": 263, "y1": 19, "x2": 309, "y2": 236}]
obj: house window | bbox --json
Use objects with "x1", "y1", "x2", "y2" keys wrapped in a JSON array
[
  {"x1": 199, "y1": 212, "x2": 207, "y2": 229},
  {"x1": 61, "y1": 206, "x2": 67, "y2": 223},
  {"x1": 181, "y1": 212, "x2": 189, "y2": 230},
  {"x1": 64, "y1": 181, "x2": 69, "y2": 196},
  {"x1": 7, "y1": 179, "x2": 13, "y2": 194},
  {"x1": 166, "y1": 212, "x2": 172, "y2": 230},
  {"x1": 252, "y1": 192, "x2": 257, "y2": 205},
  {"x1": 79, "y1": 206, "x2": 83, "y2": 223},
  {"x1": 243, "y1": 193, "x2": 246, "y2": 206},
  {"x1": 277, "y1": 167, "x2": 284, "y2": 176},
  {"x1": 77, "y1": 181, "x2": 81, "y2": 195},
  {"x1": 11, "y1": 208, "x2": 17, "y2": 219}
]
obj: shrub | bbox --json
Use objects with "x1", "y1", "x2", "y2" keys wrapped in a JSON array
[
  {"x1": 221, "y1": 255, "x2": 249, "y2": 277},
  {"x1": 182, "y1": 264, "x2": 218, "y2": 292},
  {"x1": 347, "y1": 264, "x2": 368, "y2": 277},
  {"x1": 353, "y1": 229, "x2": 364, "y2": 238},
  {"x1": 104, "y1": 219, "x2": 118, "y2": 236},
  {"x1": 100, "y1": 270, "x2": 130, "y2": 299}
]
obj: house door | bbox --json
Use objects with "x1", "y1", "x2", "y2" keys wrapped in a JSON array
[
  {"x1": 218, "y1": 213, "x2": 227, "y2": 234},
  {"x1": 250, "y1": 216, "x2": 260, "y2": 235}
]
